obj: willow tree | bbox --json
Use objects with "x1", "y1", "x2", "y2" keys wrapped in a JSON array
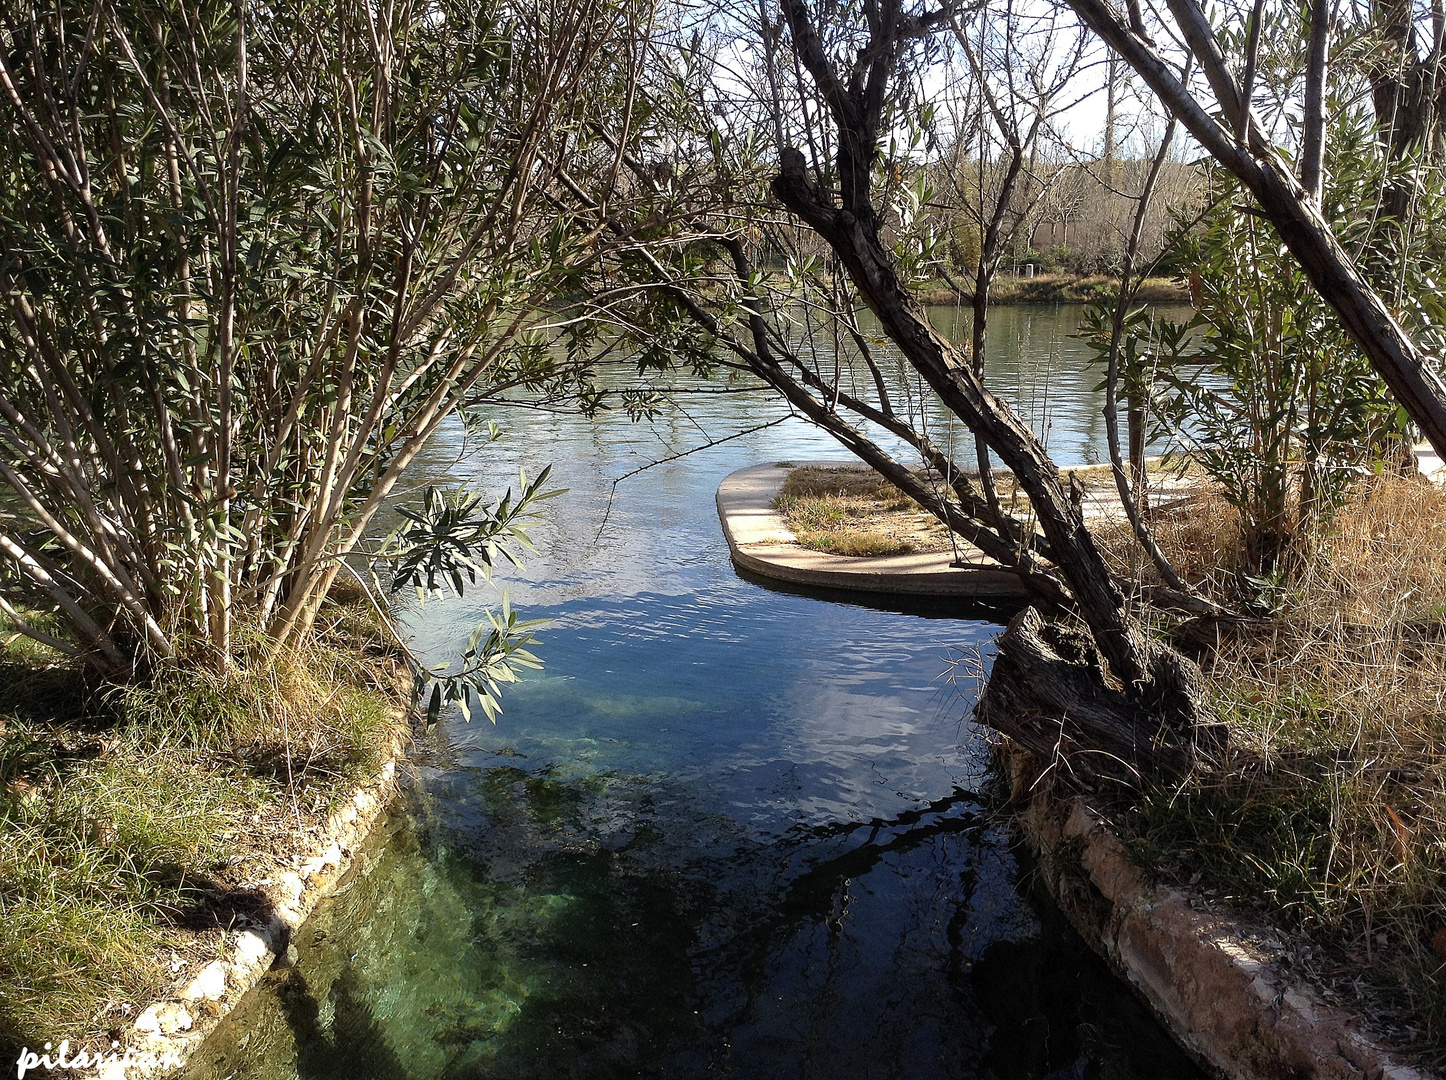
[{"x1": 0, "y1": 0, "x2": 650, "y2": 696}]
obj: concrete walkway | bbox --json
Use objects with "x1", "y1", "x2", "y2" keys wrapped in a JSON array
[
  {"x1": 716, "y1": 462, "x2": 1031, "y2": 600},
  {"x1": 721, "y1": 448, "x2": 1446, "y2": 604}
]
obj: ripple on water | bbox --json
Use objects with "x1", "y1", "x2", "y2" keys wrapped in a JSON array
[{"x1": 183, "y1": 307, "x2": 1206, "y2": 1080}]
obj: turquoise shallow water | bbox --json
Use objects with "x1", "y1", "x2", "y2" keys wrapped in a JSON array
[{"x1": 185, "y1": 306, "x2": 1205, "y2": 1080}]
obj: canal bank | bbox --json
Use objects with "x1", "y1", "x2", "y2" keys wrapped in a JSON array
[
  {"x1": 1004, "y1": 745, "x2": 1432, "y2": 1080},
  {"x1": 92, "y1": 732, "x2": 410, "y2": 1078}
]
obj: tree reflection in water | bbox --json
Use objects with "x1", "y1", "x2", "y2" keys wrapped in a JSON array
[{"x1": 186, "y1": 771, "x2": 1201, "y2": 1080}]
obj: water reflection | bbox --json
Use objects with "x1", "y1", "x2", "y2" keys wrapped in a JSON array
[
  {"x1": 184, "y1": 305, "x2": 1204, "y2": 1080},
  {"x1": 188, "y1": 777, "x2": 1201, "y2": 1080}
]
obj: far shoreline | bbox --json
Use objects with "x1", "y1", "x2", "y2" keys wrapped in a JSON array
[{"x1": 917, "y1": 273, "x2": 1190, "y2": 306}]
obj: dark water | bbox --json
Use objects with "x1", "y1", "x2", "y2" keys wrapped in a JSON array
[{"x1": 185, "y1": 306, "x2": 1204, "y2": 1080}]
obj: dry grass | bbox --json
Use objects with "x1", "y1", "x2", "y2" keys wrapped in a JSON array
[
  {"x1": 774, "y1": 467, "x2": 953, "y2": 557},
  {"x1": 778, "y1": 465, "x2": 917, "y2": 502},
  {"x1": 1100, "y1": 475, "x2": 1446, "y2": 1056},
  {"x1": 0, "y1": 589, "x2": 410, "y2": 1053},
  {"x1": 772, "y1": 461, "x2": 1202, "y2": 562},
  {"x1": 1093, "y1": 484, "x2": 1244, "y2": 586}
]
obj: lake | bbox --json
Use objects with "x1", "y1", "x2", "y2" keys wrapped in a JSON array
[{"x1": 183, "y1": 304, "x2": 1205, "y2": 1080}]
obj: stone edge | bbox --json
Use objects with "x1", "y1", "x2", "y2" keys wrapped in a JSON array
[
  {"x1": 715, "y1": 462, "x2": 1030, "y2": 599},
  {"x1": 95, "y1": 731, "x2": 410, "y2": 1079},
  {"x1": 1005, "y1": 745, "x2": 1435, "y2": 1080}
]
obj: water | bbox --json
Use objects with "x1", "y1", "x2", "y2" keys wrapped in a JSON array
[{"x1": 186, "y1": 305, "x2": 1204, "y2": 1080}]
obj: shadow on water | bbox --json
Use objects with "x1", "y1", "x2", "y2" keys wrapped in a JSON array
[
  {"x1": 185, "y1": 771, "x2": 1204, "y2": 1080},
  {"x1": 730, "y1": 565, "x2": 1027, "y2": 625},
  {"x1": 271, "y1": 967, "x2": 410, "y2": 1080},
  {"x1": 969, "y1": 863, "x2": 1202, "y2": 1080}
]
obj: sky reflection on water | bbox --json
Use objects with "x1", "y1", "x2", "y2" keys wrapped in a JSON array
[{"x1": 184, "y1": 306, "x2": 1205, "y2": 1080}]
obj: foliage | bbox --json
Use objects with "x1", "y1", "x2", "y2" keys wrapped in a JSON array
[
  {"x1": 351, "y1": 466, "x2": 560, "y2": 724},
  {"x1": 1086, "y1": 133, "x2": 1419, "y2": 570},
  {"x1": 382, "y1": 473, "x2": 557, "y2": 604},
  {"x1": 422, "y1": 594, "x2": 545, "y2": 726},
  {"x1": 0, "y1": 0, "x2": 644, "y2": 684}
]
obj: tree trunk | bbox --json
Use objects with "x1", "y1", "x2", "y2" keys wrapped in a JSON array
[
  {"x1": 1065, "y1": 0, "x2": 1446, "y2": 462},
  {"x1": 1127, "y1": 396, "x2": 1147, "y2": 507},
  {"x1": 1369, "y1": 0, "x2": 1444, "y2": 205},
  {"x1": 774, "y1": 148, "x2": 1153, "y2": 691},
  {"x1": 763, "y1": 0, "x2": 1216, "y2": 781},
  {"x1": 1104, "y1": 50, "x2": 1120, "y2": 186},
  {"x1": 976, "y1": 608, "x2": 1220, "y2": 787}
]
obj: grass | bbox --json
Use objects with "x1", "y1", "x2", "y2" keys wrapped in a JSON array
[
  {"x1": 772, "y1": 466, "x2": 951, "y2": 557},
  {"x1": 0, "y1": 742, "x2": 253, "y2": 1048},
  {"x1": 0, "y1": 585, "x2": 410, "y2": 1053},
  {"x1": 792, "y1": 527, "x2": 914, "y2": 557},
  {"x1": 1089, "y1": 475, "x2": 1446, "y2": 1056}
]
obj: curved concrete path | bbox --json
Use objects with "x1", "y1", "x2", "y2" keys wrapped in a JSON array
[{"x1": 716, "y1": 462, "x2": 1030, "y2": 600}]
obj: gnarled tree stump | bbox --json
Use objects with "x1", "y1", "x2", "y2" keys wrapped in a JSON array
[{"x1": 976, "y1": 607, "x2": 1224, "y2": 788}]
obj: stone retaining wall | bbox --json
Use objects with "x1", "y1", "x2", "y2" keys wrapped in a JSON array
[
  {"x1": 1005, "y1": 746, "x2": 1434, "y2": 1080},
  {"x1": 94, "y1": 738, "x2": 408, "y2": 1079}
]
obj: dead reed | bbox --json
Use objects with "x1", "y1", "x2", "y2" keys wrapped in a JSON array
[{"x1": 1106, "y1": 475, "x2": 1446, "y2": 1055}]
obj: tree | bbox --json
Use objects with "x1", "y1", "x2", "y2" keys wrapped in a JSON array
[
  {"x1": 1062, "y1": 0, "x2": 1446, "y2": 459},
  {"x1": 1119, "y1": 177, "x2": 1403, "y2": 572},
  {"x1": 1080, "y1": 105, "x2": 1198, "y2": 595},
  {"x1": 0, "y1": 0, "x2": 651, "y2": 700},
  {"x1": 579, "y1": 0, "x2": 1446, "y2": 782},
  {"x1": 538, "y1": 0, "x2": 1219, "y2": 784},
  {"x1": 1076, "y1": 0, "x2": 1446, "y2": 576},
  {"x1": 761, "y1": 0, "x2": 1216, "y2": 776}
]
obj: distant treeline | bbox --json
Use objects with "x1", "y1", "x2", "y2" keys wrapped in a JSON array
[
  {"x1": 914, "y1": 274, "x2": 1189, "y2": 306},
  {"x1": 930, "y1": 155, "x2": 1205, "y2": 280}
]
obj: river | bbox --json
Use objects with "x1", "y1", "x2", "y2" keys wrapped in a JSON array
[{"x1": 184, "y1": 304, "x2": 1205, "y2": 1080}]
